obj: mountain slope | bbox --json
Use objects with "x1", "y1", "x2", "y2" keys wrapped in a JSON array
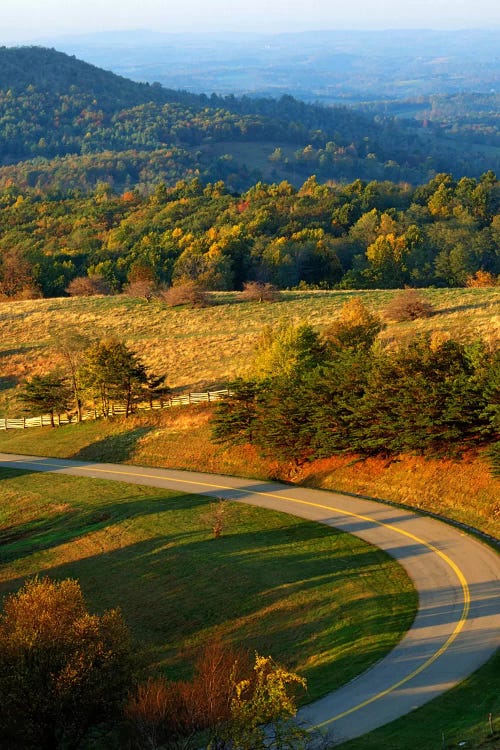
[{"x1": 0, "y1": 46, "x2": 498, "y2": 191}]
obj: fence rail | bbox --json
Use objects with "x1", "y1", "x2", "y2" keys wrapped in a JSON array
[{"x1": 0, "y1": 389, "x2": 230, "y2": 431}]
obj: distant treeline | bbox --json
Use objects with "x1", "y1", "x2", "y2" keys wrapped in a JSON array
[{"x1": 0, "y1": 172, "x2": 498, "y2": 297}]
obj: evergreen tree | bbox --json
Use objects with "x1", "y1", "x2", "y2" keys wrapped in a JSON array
[{"x1": 18, "y1": 373, "x2": 72, "y2": 426}]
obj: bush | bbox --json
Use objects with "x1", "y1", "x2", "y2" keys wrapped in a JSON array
[
  {"x1": 125, "y1": 641, "x2": 308, "y2": 750},
  {"x1": 324, "y1": 297, "x2": 384, "y2": 351},
  {"x1": 122, "y1": 279, "x2": 158, "y2": 300},
  {"x1": 466, "y1": 270, "x2": 498, "y2": 288},
  {"x1": 239, "y1": 281, "x2": 281, "y2": 302},
  {"x1": 0, "y1": 577, "x2": 133, "y2": 750},
  {"x1": 160, "y1": 281, "x2": 210, "y2": 308},
  {"x1": 66, "y1": 274, "x2": 111, "y2": 296},
  {"x1": 385, "y1": 289, "x2": 434, "y2": 321}
]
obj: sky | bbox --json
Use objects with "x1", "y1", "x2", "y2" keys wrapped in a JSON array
[{"x1": 1, "y1": 0, "x2": 499, "y2": 44}]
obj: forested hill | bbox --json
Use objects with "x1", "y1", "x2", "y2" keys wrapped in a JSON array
[
  {"x1": 0, "y1": 46, "x2": 174, "y2": 107},
  {"x1": 0, "y1": 46, "x2": 499, "y2": 192}
]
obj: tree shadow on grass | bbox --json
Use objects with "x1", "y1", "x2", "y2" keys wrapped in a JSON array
[
  {"x1": 70, "y1": 426, "x2": 154, "y2": 462},
  {"x1": 0, "y1": 514, "x2": 419, "y2": 695},
  {"x1": 0, "y1": 466, "x2": 208, "y2": 564},
  {"x1": 437, "y1": 301, "x2": 490, "y2": 315}
]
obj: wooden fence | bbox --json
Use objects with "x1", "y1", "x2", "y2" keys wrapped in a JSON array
[{"x1": 0, "y1": 389, "x2": 230, "y2": 431}]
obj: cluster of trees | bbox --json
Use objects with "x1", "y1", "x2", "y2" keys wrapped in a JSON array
[
  {"x1": 0, "y1": 172, "x2": 498, "y2": 298},
  {"x1": 0, "y1": 577, "x2": 309, "y2": 750},
  {"x1": 18, "y1": 336, "x2": 168, "y2": 421},
  {"x1": 212, "y1": 299, "x2": 499, "y2": 467}
]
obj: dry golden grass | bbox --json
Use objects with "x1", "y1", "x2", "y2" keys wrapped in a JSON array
[{"x1": 0, "y1": 288, "x2": 498, "y2": 416}]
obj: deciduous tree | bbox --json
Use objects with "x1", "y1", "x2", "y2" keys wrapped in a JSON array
[{"x1": 0, "y1": 577, "x2": 132, "y2": 750}]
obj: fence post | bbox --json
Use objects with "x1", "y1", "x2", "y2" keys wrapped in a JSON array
[{"x1": 23, "y1": 416, "x2": 26, "y2": 429}]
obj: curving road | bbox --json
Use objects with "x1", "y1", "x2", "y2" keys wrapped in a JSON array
[{"x1": 0, "y1": 453, "x2": 499, "y2": 744}]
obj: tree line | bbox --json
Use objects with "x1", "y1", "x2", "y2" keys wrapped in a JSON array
[
  {"x1": 1, "y1": 46, "x2": 500, "y2": 197},
  {"x1": 17, "y1": 335, "x2": 169, "y2": 423},
  {"x1": 0, "y1": 172, "x2": 498, "y2": 299},
  {"x1": 212, "y1": 299, "x2": 499, "y2": 469}
]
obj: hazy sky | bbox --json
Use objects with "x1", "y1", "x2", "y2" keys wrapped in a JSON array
[{"x1": 2, "y1": 0, "x2": 499, "y2": 43}]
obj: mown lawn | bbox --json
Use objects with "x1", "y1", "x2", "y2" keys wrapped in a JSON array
[{"x1": 0, "y1": 467, "x2": 417, "y2": 703}]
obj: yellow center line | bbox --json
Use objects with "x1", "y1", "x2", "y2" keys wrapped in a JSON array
[{"x1": 10, "y1": 459, "x2": 472, "y2": 728}]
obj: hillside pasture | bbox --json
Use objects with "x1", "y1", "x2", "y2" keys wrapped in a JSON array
[{"x1": 0, "y1": 288, "x2": 497, "y2": 416}]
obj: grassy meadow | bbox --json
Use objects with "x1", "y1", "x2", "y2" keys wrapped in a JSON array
[
  {"x1": 0, "y1": 466, "x2": 416, "y2": 704},
  {"x1": 0, "y1": 287, "x2": 498, "y2": 415}
]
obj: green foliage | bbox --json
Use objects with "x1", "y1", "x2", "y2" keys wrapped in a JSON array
[
  {"x1": 0, "y1": 576, "x2": 132, "y2": 750},
  {"x1": 212, "y1": 330, "x2": 497, "y2": 465},
  {"x1": 18, "y1": 372, "x2": 73, "y2": 425},
  {"x1": 79, "y1": 338, "x2": 149, "y2": 416},
  {"x1": 252, "y1": 321, "x2": 327, "y2": 380},
  {"x1": 212, "y1": 379, "x2": 261, "y2": 445}
]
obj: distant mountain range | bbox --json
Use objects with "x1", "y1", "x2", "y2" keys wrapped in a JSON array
[
  {"x1": 0, "y1": 45, "x2": 498, "y2": 195},
  {"x1": 35, "y1": 29, "x2": 500, "y2": 103}
]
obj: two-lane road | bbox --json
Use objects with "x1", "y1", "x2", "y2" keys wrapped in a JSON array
[{"x1": 0, "y1": 453, "x2": 499, "y2": 744}]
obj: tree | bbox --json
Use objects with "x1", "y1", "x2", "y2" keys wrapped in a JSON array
[
  {"x1": 18, "y1": 372, "x2": 73, "y2": 426},
  {"x1": 52, "y1": 330, "x2": 90, "y2": 422},
  {"x1": 251, "y1": 322, "x2": 327, "y2": 380},
  {"x1": 323, "y1": 297, "x2": 384, "y2": 352},
  {"x1": 65, "y1": 274, "x2": 111, "y2": 297},
  {"x1": 212, "y1": 379, "x2": 261, "y2": 446},
  {"x1": 80, "y1": 339, "x2": 149, "y2": 417},
  {"x1": 0, "y1": 577, "x2": 132, "y2": 750},
  {"x1": 355, "y1": 336, "x2": 493, "y2": 456},
  {"x1": 240, "y1": 281, "x2": 281, "y2": 303}
]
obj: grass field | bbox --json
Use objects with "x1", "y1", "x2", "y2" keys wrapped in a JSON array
[
  {"x1": 0, "y1": 287, "x2": 498, "y2": 415},
  {"x1": 0, "y1": 467, "x2": 416, "y2": 704},
  {"x1": 0, "y1": 406, "x2": 497, "y2": 539}
]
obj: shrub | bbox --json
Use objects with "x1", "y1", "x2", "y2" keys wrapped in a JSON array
[
  {"x1": 385, "y1": 288, "x2": 435, "y2": 321},
  {"x1": 239, "y1": 281, "x2": 281, "y2": 302},
  {"x1": 66, "y1": 274, "x2": 110, "y2": 296},
  {"x1": 125, "y1": 641, "x2": 308, "y2": 750},
  {"x1": 0, "y1": 577, "x2": 133, "y2": 750},
  {"x1": 160, "y1": 281, "x2": 210, "y2": 308},
  {"x1": 466, "y1": 270, "x2": 498, "y2": 288},
  {"x1": 122, "y1": 279, "x2": 158, "y2": 300}
]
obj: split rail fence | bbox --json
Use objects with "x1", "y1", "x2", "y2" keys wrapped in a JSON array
[{"x1": 0, "y1": 389, "x2": 230, "y2": 431}]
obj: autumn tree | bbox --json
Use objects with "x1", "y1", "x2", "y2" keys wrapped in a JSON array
[
  {"x1": 126, "y1": 641, "x2": 309, "y2": 750},
  {"x1": 65, "y1": 274, "x2": 111, "y2": 297},
  {"x1": 0, "y1": 577, "x2": 132, "y2": 750},
  {"x1": 324, "y1": 297, "x2": 384, "y2": 352},
  {"x1": 239, "y1": 281, "x2": 281, "y2": 302},
  {"x1": 385, "y1": 289, "x2": 435, "y2": 321},
  {"x1": 52, "y1": 330, "x2": 90, "y2": 422}
]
